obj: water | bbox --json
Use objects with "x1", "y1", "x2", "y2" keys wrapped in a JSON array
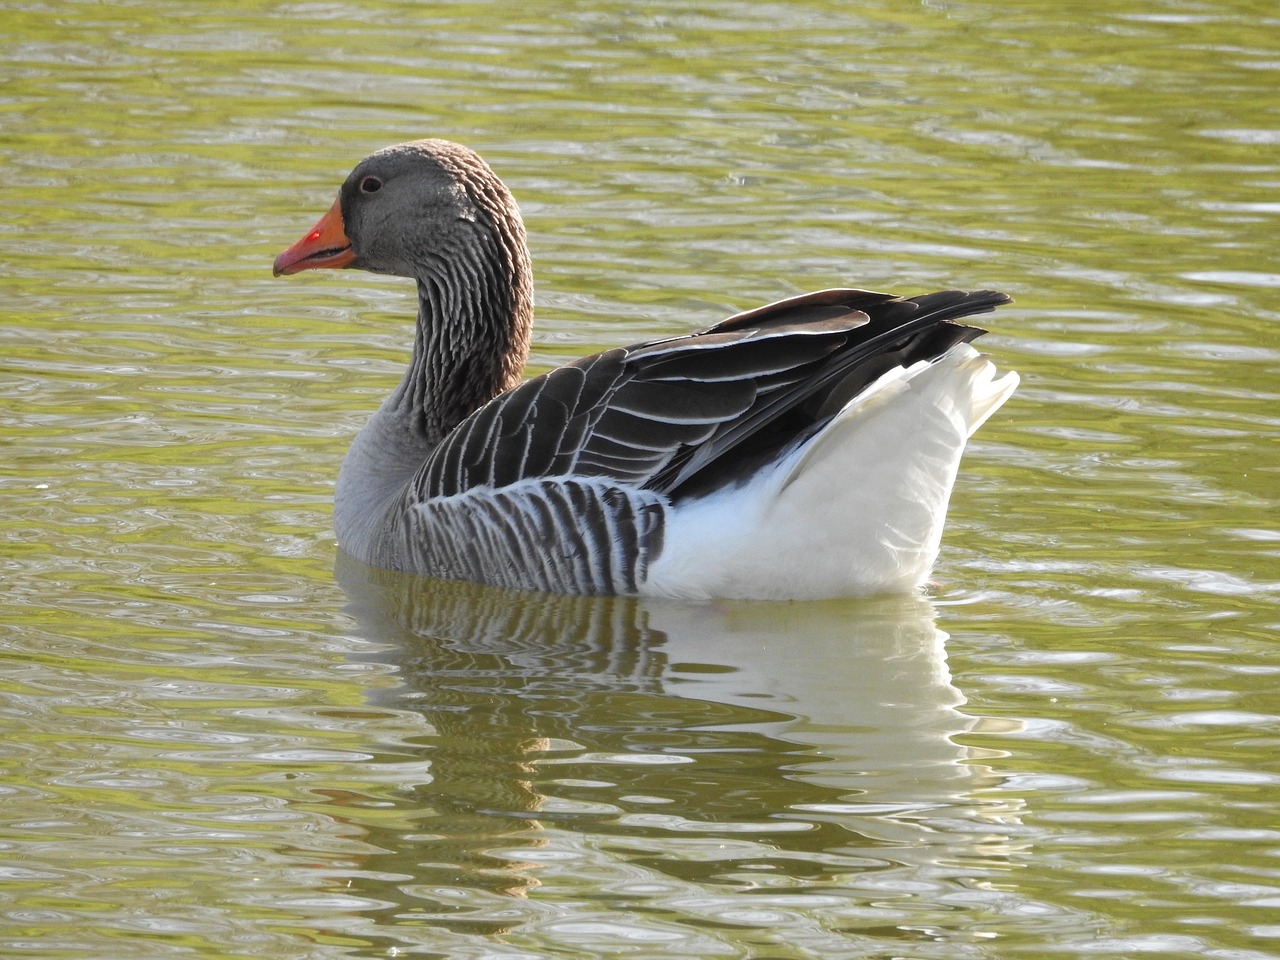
[{"x1": 3, "y1": 1, "x2": 1279, "y2": 958}]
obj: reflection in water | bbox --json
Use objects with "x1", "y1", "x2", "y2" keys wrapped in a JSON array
[{"x1": 336, "y1": 558, "x2": 1029, "y2": 947}]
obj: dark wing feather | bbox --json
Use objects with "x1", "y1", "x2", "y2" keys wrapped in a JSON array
[
  {"x1": 414, "y1": 288, "x2": 1011, "y2": 504},
  {"x1": 652, "y1": 289, "x2": 1012, "y2": 497}
]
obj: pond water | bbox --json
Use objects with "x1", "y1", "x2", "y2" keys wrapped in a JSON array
[{"x1": 3, "y1": 1, "x2": 1279, "y2": 958}]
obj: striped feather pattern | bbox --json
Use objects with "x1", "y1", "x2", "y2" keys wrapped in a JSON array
[{"x1": 393, "y1": 478, "x2": 665, "y2": 594}]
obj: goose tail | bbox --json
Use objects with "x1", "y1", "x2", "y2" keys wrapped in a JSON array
[{"x1": 644, "y1": 344, "x2": 1017, "y2": 600}]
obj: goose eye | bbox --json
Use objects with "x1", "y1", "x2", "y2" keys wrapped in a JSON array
[{"x1": 359, "y1": 176, "x2": 383, "y2": 194}]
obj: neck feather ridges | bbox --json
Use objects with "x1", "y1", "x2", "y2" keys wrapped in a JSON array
[{"x1": 392, "y1": 203, "x2": 533, "y2": 447}]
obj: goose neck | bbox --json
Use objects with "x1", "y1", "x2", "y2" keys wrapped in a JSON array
[{"x1": 392, "y1": 222, "x2": 533, "y2": 444}]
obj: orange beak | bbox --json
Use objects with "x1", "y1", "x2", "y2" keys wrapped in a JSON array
[{"x1": 273, "y1": 196, "x2": 357, "y2": 276}]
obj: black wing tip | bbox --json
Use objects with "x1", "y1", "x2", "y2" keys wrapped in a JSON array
[
  {"x1": 956, "y1": 288, "x2": 1014, "y2": 312},
  {"x1": 710, "y1": 286, "x2": 1013, "y2": 336},
  {"x1": 906, "y1": 288, "x2": 1012, "y2": 311},
  {"x1": 881, "y1": 288, "x2": 1012, "y2": 332}
]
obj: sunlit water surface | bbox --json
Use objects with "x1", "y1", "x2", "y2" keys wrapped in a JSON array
[{"x1": 3, "y1": 2, "x2": 1279, "y2": 959}]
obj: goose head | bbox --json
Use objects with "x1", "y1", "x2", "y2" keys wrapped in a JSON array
[{"x1": 273, "y1": 138, "x2": 530, "y2": 289}]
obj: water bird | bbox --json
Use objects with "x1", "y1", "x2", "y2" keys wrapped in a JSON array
[{"x1": 274, "y1": 139, "x2": 1017, "y2": 599}]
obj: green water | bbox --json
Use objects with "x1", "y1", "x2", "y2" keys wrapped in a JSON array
[{"x1": 3, "y1": 1, "x2": 1278, "y2": 958}]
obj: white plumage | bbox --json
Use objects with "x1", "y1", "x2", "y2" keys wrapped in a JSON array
[{"x1": 647, "y1": 344, "x2": 1017, "y2": 599}]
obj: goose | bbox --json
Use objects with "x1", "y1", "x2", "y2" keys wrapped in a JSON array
[{"x1": 274, "y1": 139, "x2": 1018, "y2": 600}]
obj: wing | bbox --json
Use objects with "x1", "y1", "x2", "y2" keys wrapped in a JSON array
[{"x1": 415, "y1": 319, "x2": 855, "y2": 498}]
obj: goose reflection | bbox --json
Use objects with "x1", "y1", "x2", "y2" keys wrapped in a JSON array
[{"x1": 336, "y1": 556, "x2": 1021, "y2": 933}]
